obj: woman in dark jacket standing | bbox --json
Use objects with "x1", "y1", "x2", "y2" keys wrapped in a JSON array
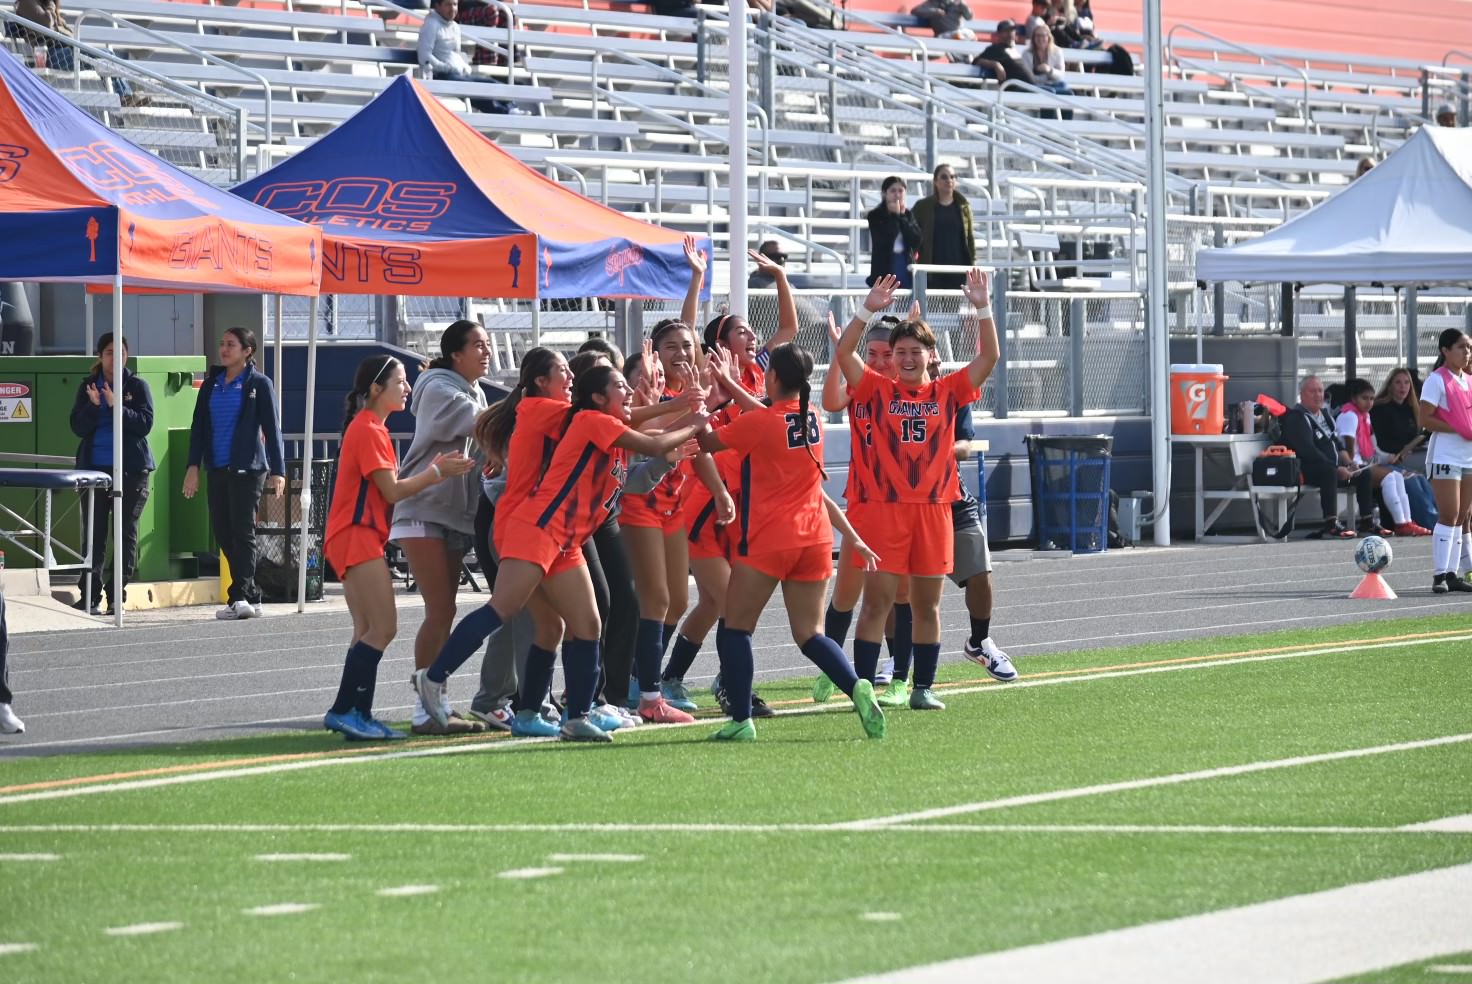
[
  {"x1": 911, "y1": 163, "x2": 976, "y2": 290},
  {"x1": 69, "y1": 332, "x2": 154, "y2": 615},
  {"x1": 183, "y1": 327, "x2": 286, "y2": 620},
  {"x1": 866, "y1": 176, "x2": 923, "y2": 288}
]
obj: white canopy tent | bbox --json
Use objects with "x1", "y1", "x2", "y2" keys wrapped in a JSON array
[{"x1": 1197, "y1": 126, "x2": 1472, "y2": 286}]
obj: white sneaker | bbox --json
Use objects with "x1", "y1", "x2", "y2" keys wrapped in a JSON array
[
  {"x1": 0, "y1": 703, "x2": 24, "y2": 735},
  {"x1": 216, "y1": 603, "x2": 241, "y2": 620},
  {"x1": 612, "y1": 705, "x2": 641, "y2": 728},
  {"x1": 411, "y1": 669, "x2": 449, "y2": 727},
  {"x1": 467, "y1": 706, "x2": 514, "y2": 732},
  {"x1": 964, "y1": 636, "x2": 1017, "y2": 682},
  {"x1": 250, "y1": 602, "x2": 265, "y2": 618},
  {"x1": 875, "y1": 657, "x2": 894, "y2": 686},
  {"x1": 234, "y1": 600, "x2": 258, "y2": 619}
]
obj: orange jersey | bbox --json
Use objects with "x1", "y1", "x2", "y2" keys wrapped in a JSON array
[
  {"x1": 843, "y1": 381, "x2": 879, "y2": 505},
  {"x1": 495, "y1": 396, "x2": 569, "y2": 537},
  {"x1": 325, "y1": 411, "x2": 397, "y2": 548},
  {"x1": 716, "y1": 398, "x2": 831, "y2": 557},
  {"x1": 847, "y1": 366, "x2": 980, "y2": 504},
  {"x1": 525, "y1": 409, "x2": 629, "y2": 552},
  {"x1": 620, "y1": 388, "x2": 687, "y2": 521}
]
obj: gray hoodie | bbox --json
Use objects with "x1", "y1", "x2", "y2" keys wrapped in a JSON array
[{"x1": 395, "y1": 367, "x2": 488, "y2": 534}]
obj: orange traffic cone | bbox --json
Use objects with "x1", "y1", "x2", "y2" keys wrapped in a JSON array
[{"x1": 1349, "y1": 572, "x2": 1397, "y2": 600}]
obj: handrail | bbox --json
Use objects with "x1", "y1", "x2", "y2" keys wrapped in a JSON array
[
  {"x1": 1166, "y1": 23, "x2": 1310, "y2": 121},
  {"x1": 755, "y1": 0, "x2": 931, "y2": 91},
  {"x1": 77, "y1": 8, "x2": 272, "y2": 168},
  {"x1": 359, "y1": 0, "x2": 518, "y2": 87},
  {"x1": 754, "y1": 222, "x2": 853, "y2": 291},
  {"x1": 1443, "y1": 50, "x2": 1472, "y2": 67},
  {"x1": 1, "y1": 9, "x2": 250, "y2": 178},
  {"x1": 542, "y1": 160, "x2": 588, "y2": 197}
]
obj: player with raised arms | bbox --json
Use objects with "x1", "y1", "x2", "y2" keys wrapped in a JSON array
[
  {"x1": 696, "y1": 342, "x2": 887, "y2": 741},
  {"x1": 322, "y1": 356, "x2": 474, "y2": 741},
  {"x1": 414, "y1": 365, "x2": 710, "y2": 743},
  {"x1": 832, "y1": 269, "x2": 1000, "y2": 710}
]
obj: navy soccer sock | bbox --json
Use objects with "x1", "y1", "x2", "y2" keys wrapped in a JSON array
[
  {"x1": 515, "y1": 645, "x2": 558, "y2": 713},
  {"x1": 634, "y1": 618, "x2": 665, "y2": 694},
  {"x1": 329, "y1": 641, "x2": 382, "y2": 716},
  {"x1": 661, "y1": 622, "x2": 679, "y2": 658},
  {"x1": 715, "y1": 624, "x2": 754, "y2": 722},
  {"x1": 562, "y1": 639, "x2": 601, "y2": 719},
  {"x1": 912, "y1": 642, "x2": 942, "y2": 690},
  {"x1": 662, "y1": 634, "x2": 702, "y2": 681},
  {"x1": 853, "y1": 638, "x2": 882, "y2": 683},
  {"x1": 801, "y1": 635, "x2": 859, "y2": 698},
  {"x1": 969, "y1": 616, "x2": 991, "y2": 648},
  {"x1": 888, "y1": 602, "x2": 914, "y2": 683},
  {"x1": 427, "y1": 605, "x2": 503, "y2": 684},
  {"x1": 824, "y1": 603, "x2": 855, "y2": 648}
]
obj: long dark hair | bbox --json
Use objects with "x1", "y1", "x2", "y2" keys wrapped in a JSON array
[
  {"x1": 89, "y1": 331, "x2": 128, "y2": 380},
  {"x1": 476, "y1": 346, "x2": 562, "y2": 465},
  {"x1": 1432, "y1": 328, "x2": 1468, "y2": 371},
  {"x1": 768, "y1": 342, "x2": 825, "y2": 479},
  {"x1": 427, "y1": 319, "x2": 482, "y2": 372},
  {"x1": 224, "y1": 325, "x2": 258, "y2": 366},
  {"x1": 567, "y1": 350, "x2": 610, "y2": 378},
  {"x1": 341, "y1": 355, "x2": 399, "y2": 435},
  {"x1": 577, "y1": 336, "x2": 623, "y2": 371},
  {"x1": 704, "y1": 312, "x2": 747, "y2": 350},
  {"x1": 564, "y1": 364, "x2": 620, "y2": 433}
]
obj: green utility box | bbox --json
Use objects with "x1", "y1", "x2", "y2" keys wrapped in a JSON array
[{"x1": 0, "y1": 355, "x2": 205, "y2": 580}]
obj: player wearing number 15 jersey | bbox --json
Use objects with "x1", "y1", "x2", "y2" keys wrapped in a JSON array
[{"x1": 833, "y1": 269, "x2": 1000, "y2": 712}]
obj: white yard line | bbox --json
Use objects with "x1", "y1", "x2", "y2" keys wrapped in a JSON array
[
  {"x1": 254, "y1": 853, "x2": 351, "y2": 862},
  {"x1": 497, "y1": 867, "x2": 564, "y2": 880},
  {"x1": 0, "y1": 943, "x2": 38, "y2": 956},
  {"x1": 836, "y1": 863, "x2": 1472, "y2": 984},
  {"x1": 0, "y1": 852, "x2": 59, "y2": 860},
  {"x1": 839, "y1": 733, "x2": 1472, "y2": 829},
  {"x1": 103, "y1": 922, "x2": 182, "y2": 937},
  {"x1": 1402, "y1": 814, "x2": 1472, "y2": 833},
  {"x1": 376, "y1": 885, "x2": 439, "y2": 897},
  {"x1": 243, "y1": 903, "x2": 318, "y2": 917},
  {"x1": 1, "y1": 632, "x2": 1466, "y2": 808}
]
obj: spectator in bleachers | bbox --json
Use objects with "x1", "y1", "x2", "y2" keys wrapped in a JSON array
[
  {"x1": 1018, "y1": 0, "x2": 1048, "y2": 39},
  {"x1": 910, "y1": 0, "x2": 975, "y2": 41},
  {"x1": 748, "y1": 240, "x2": 787, "y2": 289},
  {"x1": 1436, "y1": 103, "x2": 1458, "y2": 127},
  {"x1": 912, "y1": 163, "x2": 974, "y2": 290},
  {"x1": 455, "y1": 0, "x2": 512, "y2": 69},
  {"x1": 1355, "y1": 157, "x2": 1375, "y2": 179},
  {"x1": 1282, "y1": 374, "x2": 1379, "y2": 539},
  {"x1": 416, "y1": 0, "x2": 522, "y2": 115},
  {"x1": 10, "y1": 0, "x2": 142, "y2": 104},
  {"x1": 973, "y1": 20, "x2": 1035, "y2": 87},
  {"x1": 1022, "y1": 25, "x2": 1073, "y2": 118},
  {"x1": 866, "y1": 176, "x2": 922, "y2": 289}
]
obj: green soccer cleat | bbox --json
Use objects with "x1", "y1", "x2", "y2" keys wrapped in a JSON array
[
  {"x1": 877, "y1": 678, "x2": 910, "y2": 708},
  {"x1": 709, "y1": 718, "x2": 757, "y2": 742},
  {"x1": 852, "y1": 680, "x2": 886, "y2": 739},
  {"x1": 908, "y1": 687, "x2": 946, "y2": 711},
  {"x1": 812, "y1": 673, "x2": 837, "y2": 703}
]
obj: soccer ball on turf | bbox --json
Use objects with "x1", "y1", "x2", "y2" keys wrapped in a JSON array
[{"x1": 1355, "y1": 535, "x2": 1393, "y2": 574}]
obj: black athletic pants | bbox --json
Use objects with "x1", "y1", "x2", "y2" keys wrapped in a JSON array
[
  {"x1": 208, "y1": 469, "x2": 267, "y2": 605},
  {"x1": 0, "y1": 588, "x2": 11, "y2": 705},
  {"x1": 1300, "y1": 457, "x2": 1373, "y2": 521},
  {"x1": 78, "y1": 471, "x2": 150, "y2": 608}
]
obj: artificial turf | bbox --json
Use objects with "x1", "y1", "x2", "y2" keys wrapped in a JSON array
[{"x1": 0, "y1": 615, "x2": 1468, "y2": 983}]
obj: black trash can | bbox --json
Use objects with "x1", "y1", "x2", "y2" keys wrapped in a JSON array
[
  {"x1": 255, "y1": 459, "x2": 334, "y2": 602},
  {"x1": 1025, "y1": 435, "x2": 1113, "y2": 554}
]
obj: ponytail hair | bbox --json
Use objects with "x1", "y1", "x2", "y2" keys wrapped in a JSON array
[
  {"x1": 1433, "y1": 327, "x2": 1468, "y2": 371},
  {"x1": 476, "y1": 346, "x2": 562, "y2": 465},
  {"x1": 768, "y1": 342, "x2": 825, "y2": 479},
  {"x1": 704, "y1": 312, "x2": 747, "y2": 350},
  {"x1": 427, "y1": 319, "x2": 482, "y2": 371},
  {"x1": 341, "y1": 355, "x2": 400, "y2": 436},
  {"x1": 223, "y1": 325, "x2": 258, "y2": 366},
  {"x1": 564, "y1": 363, "x2": 620, "y2": 433}
]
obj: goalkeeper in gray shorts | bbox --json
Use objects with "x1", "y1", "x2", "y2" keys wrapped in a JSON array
[{"x1": 949, "y1": 392, "x2": 1015, "y2": 680}]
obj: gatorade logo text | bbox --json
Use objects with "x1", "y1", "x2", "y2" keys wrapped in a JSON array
[
  {"x1": 60, "y1": 141, "x2": 214, "y2": 210},
  {"x1": 0, "y1": 144, "x2": 27, "y2": 183},
  {"x1": 604, "y1": 244, "x2": 645, "y2": 286},
  {"x1": 251, "y1": 179, "x2": 455, "y2": 233},
  {"x1": 1181, "y1": 379, "x2": 1214, "y2": 419}
]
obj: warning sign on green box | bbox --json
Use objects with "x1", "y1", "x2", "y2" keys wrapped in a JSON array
[{"x1": 0, "y1": 382, "x2": 32, "y2": 423}]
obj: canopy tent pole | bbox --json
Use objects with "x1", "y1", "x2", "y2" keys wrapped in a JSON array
[
  {"x1": 111, "y1": 274, "x2": 124, "y2": 628},
  {"x1": 84, "y1": 289, "x2": 94, "y2": 355},
  {"x1": 728, "y1": 0, "x2": 748, "y2": 319},
  {"x1": 1344, "y1": 286, "x2": 1358, "y2": 382},
  {"x1": 297, "y1": 295, "x2": 319, "y2": 615},
  {"x1": 273, "y1": 294, "x2": 284, "y2": 414},
  {"x1": 1143, "y1": 0, "x2": 1170, "y2": 546}
]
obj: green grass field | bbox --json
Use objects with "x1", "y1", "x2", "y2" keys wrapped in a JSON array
[{"x1": 2, "y1": 615, "x2": 1470, "y2": 983}]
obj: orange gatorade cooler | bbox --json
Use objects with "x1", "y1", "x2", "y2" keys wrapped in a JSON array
[{"x1": 1169, "y1": 364, "x2": 1227, "y2": 435}]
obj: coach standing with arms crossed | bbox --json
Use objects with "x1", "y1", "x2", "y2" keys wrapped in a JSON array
[{"x1": 183, "y1": 327, "x2": 286, "y2": 621}]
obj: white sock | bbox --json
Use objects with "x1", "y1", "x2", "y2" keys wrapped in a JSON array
[
  {"x1": 1461, "y1": 532, "x2": 1472, "y2": 576},
  {"x1": 1381, "y1": 473, "x2": 1411, "y2": 525},
  {"x1": 411, "y1": 692, "x2": 429, "y2": 725},
  {"x1": 1432, "y1": 524, "x2": 1458, "y2": 575},
  {"x1": 640, "y1": 690, "x2": 660, "y2": 703}
]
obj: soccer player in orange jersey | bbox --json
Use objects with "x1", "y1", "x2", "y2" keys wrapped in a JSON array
[
  {"x1": 414, "y1": 365, "x2": 709, "y2": 743},
  {"x1": 695, "y1": 343, "x2": 887, "y2": 741},
  {"x1": 833, "y1": 269, "x2": 1000, "y2": 710},
  {"x1": 322, "y1": 356, "x2": 474, "y2": 742}
]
